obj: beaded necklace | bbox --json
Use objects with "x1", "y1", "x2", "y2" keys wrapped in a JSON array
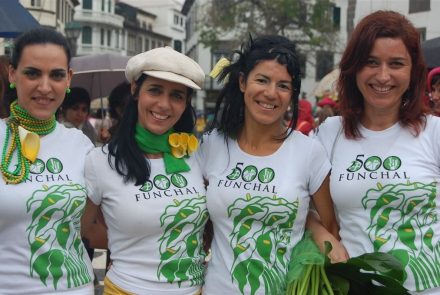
[{"x1": 1, "y1": 100, "x2": 56, "y2": 184}]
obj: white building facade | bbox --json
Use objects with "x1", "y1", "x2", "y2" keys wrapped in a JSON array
[{"x1": 74, "y1": 0, "x2": 125, "y2": 56}]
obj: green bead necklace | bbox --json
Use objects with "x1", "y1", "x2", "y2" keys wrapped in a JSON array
[{"x1": 1, "y1": 100, "x2": 56, "y2": 184}]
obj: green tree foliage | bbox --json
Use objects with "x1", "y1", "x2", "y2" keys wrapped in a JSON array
[{"x1": 200, "y1": 0, "x2": 339, "y2": 50}]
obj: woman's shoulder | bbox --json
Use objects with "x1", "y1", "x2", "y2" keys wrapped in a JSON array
[{"x1": 200, "y1": 129, "x2": 226, "y2": 146}]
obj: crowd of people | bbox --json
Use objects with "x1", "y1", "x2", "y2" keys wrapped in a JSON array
[{"x1": 1, "y1": 9, "x2": 440, "y2": 295}]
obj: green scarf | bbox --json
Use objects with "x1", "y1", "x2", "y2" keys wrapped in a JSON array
[
  {"x1": 1, "y1": 100, "x2": 56, "y2": 184},
  {"x1": 134, "y1": 123, "x2": 190, "y2": 174}
]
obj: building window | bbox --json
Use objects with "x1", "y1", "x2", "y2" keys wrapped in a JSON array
[
  {"x1": 315, "y1": 51, "x2": 334, "y2": 81},
  {"x1": 101, "y1": 0, "x2": 105, "y2": 11},
  {"x1": 145, "y1": 38, "x2": 149, "y2": 51},
  {"x1": 174, "y1": 15, "x2": 180, "y2": 25},
  {"x1": 31, "y1": 0, "x2": 41, "y2": 6},
  {"x1": 417, "y1": 27, "x2": 427, "y2": 41},
  {"x1": 116, "y1": 30, "x2": 119, "y2": 48},
  {"x1": 174, "y1": 40, "x2": 182, "y2": 53},
  {"x1": 137, "y1": 37, "x2": 142, "y2": 53},
  {"x1": 83, "y1": 0, "x2": 92, "y2": 10},
  {"x1": 107, "y1": 30, "x2": 111, "y2": 46},
  {"x1": 121, "y1": 30, "x2": 126, "y2": 49},
  {"x1": 101, "y1": 28, "x2": 105, "y2": 45},
  {"x1": 108, "y1": 0, "x2": 112, "y2": 13},
  {"x1": 82, "y1": 26, "x2": 92, "y2": 44},
  {"x1": 409, "y1": 0, "x2": 430, "y2": 13},
  {"x1": 56, "y1": 0, "x2": 60, "y2": 19},
  {"x1": 332, "y1": 5, "x2": 341, "y2": 29}
]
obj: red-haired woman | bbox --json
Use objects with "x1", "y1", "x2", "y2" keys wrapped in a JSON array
[{"x1": 314, "y1": 10, "x2": 440, "y2": 294}]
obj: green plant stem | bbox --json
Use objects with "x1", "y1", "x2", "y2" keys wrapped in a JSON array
[
  {"x1": 299, "y1": 264, "x2": 313, "y2": 294},
  {"x1": 320, "y1": 264, "x2": 334, "y2": 295},
  {"x1": 313, "y1": 265, "x2": 319, "y2": 295}
]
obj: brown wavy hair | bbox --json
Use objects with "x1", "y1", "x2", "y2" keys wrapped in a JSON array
[{"x1": 338, "y1": 10, "x2": 427, "y2": 139}]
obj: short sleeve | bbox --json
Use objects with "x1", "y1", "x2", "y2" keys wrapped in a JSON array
[
  {"x1": 84, "y1": 148, "x2": 103, "y2": 205},
  {"x1": 194, "y1": 132, "x2": 211, "y2": 178},
  {"x1": 308, "y1": 138, "x2": 331, "y2": 195},
  {"x1": 314, "y1": 116, "x2": 343, "y2": 159}
]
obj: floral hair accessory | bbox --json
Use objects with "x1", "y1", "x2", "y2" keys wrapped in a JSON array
[
  {"x1": 168, "y1": 132, "x2": 198, "y2": 158},
  {"x1": 209, "y1": 57, "x2": 230, "y2": 79}
]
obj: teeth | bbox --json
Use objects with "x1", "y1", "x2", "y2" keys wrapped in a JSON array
[
  {"x1": 259, "y1": 102, "x2": 275, "y2": 109},
  {"x1": 372, "y1": 85, "x2": 391, "y2": 93},
  {"x1": 151, "y1": 112, "x2": 168, "y2": 120}
]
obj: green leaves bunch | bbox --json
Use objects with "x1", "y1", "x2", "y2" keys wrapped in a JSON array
[{"x1": 286, "y1": 232, "x2": 411, "y2": 295}]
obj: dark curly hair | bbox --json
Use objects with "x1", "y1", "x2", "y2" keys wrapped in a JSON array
[{"x1": 209, "y1": 34, "x2": 302, "y2": 141}]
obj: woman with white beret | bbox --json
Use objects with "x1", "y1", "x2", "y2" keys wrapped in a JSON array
[{"x1": 81, "y1": 46, "x2": 207, "y2": 295}]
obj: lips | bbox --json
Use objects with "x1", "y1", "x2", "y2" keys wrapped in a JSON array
[
  {"x1": 370, "y1": 85, "x2": 392, "y2": 93},
  {"x1": 257, "y1": 101, "x2": 276, "y2": 110},
  {"x1": 151, "y1": 111, "x2": 169, "y2": 120},
  {"x1": 33, "y1": 97, "x2": 54, "y2": 105}
]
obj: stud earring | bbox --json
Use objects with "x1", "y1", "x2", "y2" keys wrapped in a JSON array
[
  {"x1": 66, "y1": 88, "x2": 71, "y2": 94},
  {"x1": 9, "y1": 83, "x2": 15, "y2": 89}
]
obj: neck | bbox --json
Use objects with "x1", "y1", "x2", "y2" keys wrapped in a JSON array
[
  {"x1": 146, "y1": 153, "x2": 163, "y2": 159},
  {"x1": 361, "y1": 107, "x2": 399, "y2": 131},
  {"x1": 237, "y1": 119, "x2": 286, "y2": 156}
]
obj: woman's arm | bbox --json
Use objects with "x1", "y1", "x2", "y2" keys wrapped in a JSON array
[
  {"x1": 309, "y1": 174, "x2": 349, "y2": 263},
  {"x1": 81, "y1": 199, "x2": 108, "y2": 249}
]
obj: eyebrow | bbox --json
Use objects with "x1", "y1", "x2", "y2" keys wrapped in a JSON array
[
  {"x1": 22, "y1": 67, "x2": 67, "y2": 73},
  {"x1": 256, "y1": 73, "x2": 292, "y2": 83}
]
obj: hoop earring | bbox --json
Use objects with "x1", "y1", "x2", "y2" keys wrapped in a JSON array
[{"x1": 9, "y1": 83, "x2": 15, "y2": 89}]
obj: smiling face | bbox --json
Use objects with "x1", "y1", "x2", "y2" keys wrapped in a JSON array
[
  {"x1": 239, "y1": 59, "x2": 293, "y2": 131},
  {"x1": 356, "y1": 37, "x2": 412, "y2": 117},
  {"x1": 134, "y1": 76, "x2": 189, "y2": 135},
  {"x1": 9, "y1": 44, "x2": 72, "y2": 120}
]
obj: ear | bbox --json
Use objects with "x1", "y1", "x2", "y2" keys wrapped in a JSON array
[
  {"x1": 66, "y1": 68, "x2": 73, "y2": 88},
  {"x1": 238, "y1": 72, "x2": 246, "y2": 93},
  {"x1": 130, "y1": 81, "x2": 137, "y2": 97},
  {"x1": 8, "y1": 65, "x2": 16, "y2": 84}
]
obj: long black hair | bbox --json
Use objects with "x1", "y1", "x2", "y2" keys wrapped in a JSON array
[
  {"x1": 209, "y1": 34, "x2": 301, "y2": 141},
  {"x1": 107, "y1": 74, "x2": 195, "y2": 185}
]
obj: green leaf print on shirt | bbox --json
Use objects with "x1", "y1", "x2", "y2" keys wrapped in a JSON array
[
  {"x1": 362, "y1": 181, "x2": 440, "y2": 291},
  {"x1": 228, "y1": 193, "x2": 299, "y2": 295},
  {"x1": 26, "y1": 184, "x2": 91, "y2": 290},
  {"x1": 157, "y1": 196, "x2": 208, "y2": 286}
]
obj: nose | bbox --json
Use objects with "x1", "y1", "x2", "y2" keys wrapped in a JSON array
[
  {"x1": 157, "y1": 94, "x2": 172, "y2": 110},
  {"x1": 264, "y1": 83, "x2": 277, "y2": 99},
  {"x1": 432, "y1": 89, "x2": 440, "y2": 102},
  {"x1": 377, "y1": 64, "x2": 391, "y2": 82},
  {"x1": 37, "y1": 76, "x2": 51, "y2": 93}
]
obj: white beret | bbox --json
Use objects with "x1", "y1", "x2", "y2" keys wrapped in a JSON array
[{"x1": 125, "y1": 46, "x2": 205, "y2": 90}]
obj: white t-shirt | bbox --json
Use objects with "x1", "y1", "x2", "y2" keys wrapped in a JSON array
[
  {"x1": 85, "y1": 147, "x2": 207, "y2": 295},
  {"x1": 316, "y1": 116, "x2": 440, "y2": 294},
  {"x1": 0, "y1": 120, "x2": 94, "y2": 295},
  {"x1": 197, "y1": 130, "x2": 330, "y2": 295}
]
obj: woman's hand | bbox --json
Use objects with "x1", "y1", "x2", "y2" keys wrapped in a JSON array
[{"x1": 306, "y1": 210, "x2": 349, "y2": 263}]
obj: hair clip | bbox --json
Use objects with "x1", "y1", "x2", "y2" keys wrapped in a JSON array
[{"x1": 209, "y1": 57, "x2": 230, "y2": 79}]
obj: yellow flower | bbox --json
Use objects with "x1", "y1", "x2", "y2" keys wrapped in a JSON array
[
  {"x1": 168, "y1": 132, "x2": 198, "y2": 158},
  {"x1": 18, "y1": 126, "x2": 40, "y2": 162}
]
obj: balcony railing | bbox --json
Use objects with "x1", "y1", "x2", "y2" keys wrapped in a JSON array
[{"x1": 75, "y1": 9, "x2": 124, "y2": 27}]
